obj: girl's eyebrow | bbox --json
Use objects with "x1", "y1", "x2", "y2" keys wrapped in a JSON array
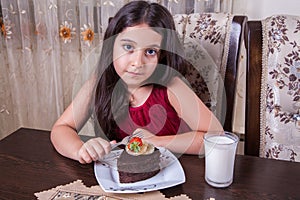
[{"x1": 120, "y1": 38, "x2": 161, "y2": 48}]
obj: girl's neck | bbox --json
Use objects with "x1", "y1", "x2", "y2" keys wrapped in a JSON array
[{"x1": 129, "y1": 85, "x2": 153, "y2": 107}]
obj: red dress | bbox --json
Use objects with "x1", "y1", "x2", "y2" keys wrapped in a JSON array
[{"x1": 115, "y1": 85, "x2": 191, "y2": 140}]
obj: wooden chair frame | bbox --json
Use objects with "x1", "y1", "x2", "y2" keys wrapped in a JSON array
[{"x1": 244, "y1": 21, "x2": 262, "y2": 156}]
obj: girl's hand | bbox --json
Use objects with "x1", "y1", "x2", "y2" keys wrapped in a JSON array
[{"x1": 77, "y1": 137, "x2": 115, "y2": 164}]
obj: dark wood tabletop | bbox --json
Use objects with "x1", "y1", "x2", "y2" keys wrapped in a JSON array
[{"x1": 1, "y1": 128, "x2": 300, "y2": 200}]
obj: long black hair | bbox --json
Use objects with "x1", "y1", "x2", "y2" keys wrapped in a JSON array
[{"x1": 94, "y1": 1, "x2": 189, "y2": 139}]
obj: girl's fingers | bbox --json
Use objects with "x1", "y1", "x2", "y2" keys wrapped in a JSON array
[
  {"x1": 110, "y1": 140, "x2": 117, "y2": 145},
  {"x1": 78, "y1": 137, "x2": 114, "y2": 163},
  {"x1": 78, "y1": 146, "x2": 93, "y2": 164},
  {"x1": 83, "y1": 138, "x2": 112, "y2": 161},
  {"x1": 84, "y1": 141, "x2": 101, "y2": 161},
  {"x1": 94, "y1": 138, "x2": 112, "y2": 159}
]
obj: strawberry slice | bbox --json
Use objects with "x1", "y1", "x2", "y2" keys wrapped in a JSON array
[{"x1": 127, "y1": 137, "x2": 143, "y2": 153}]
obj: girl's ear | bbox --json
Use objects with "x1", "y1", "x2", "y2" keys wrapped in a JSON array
[{"x1": 108, "y1": 17, "x2": 113, "y2": 23}]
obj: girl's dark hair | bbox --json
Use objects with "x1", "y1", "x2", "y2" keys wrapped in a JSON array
[{"x1": 94, "y1": 1, "x2": 189, "y2": 139}]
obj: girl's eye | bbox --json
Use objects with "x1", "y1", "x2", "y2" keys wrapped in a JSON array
[
  {"x1": 123, "y1": 44, "x2": 134, "y2": 52},
  {"x1": 145, "y1": 49, "x2": 158, "y2": 56}
]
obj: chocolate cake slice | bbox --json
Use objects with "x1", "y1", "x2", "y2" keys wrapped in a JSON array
[{"x1": 117, "y1": 148, "x2": 161, "y2": 183}]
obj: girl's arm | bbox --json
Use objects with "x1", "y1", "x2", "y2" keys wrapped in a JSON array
[
  {"x1": 143, "y1": 77, "x2": 223, "y2": 155},
  {"x1": 50, "y1": 77, "x2": 112, "y2": 163},
  {"x1": 51, "y1": 102, "x2": 85, "y2": 161}
]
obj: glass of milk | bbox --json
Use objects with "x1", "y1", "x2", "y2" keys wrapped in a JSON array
[{"x1": 204, "y1": 131, "x2": 239, "y2": 188}]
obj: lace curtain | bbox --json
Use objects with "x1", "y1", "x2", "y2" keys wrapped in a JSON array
[{"x1": 0, "y1": 0, "x2": 232, "y2": 139}]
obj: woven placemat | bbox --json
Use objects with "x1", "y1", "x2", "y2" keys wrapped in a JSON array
[{"x1": 34, "y1": 180, "x2": 191, "y2": 200}]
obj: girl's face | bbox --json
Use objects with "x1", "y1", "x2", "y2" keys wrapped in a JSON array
[{"x1": 113, "y1": 23, "x2": 162, "y2": 88}]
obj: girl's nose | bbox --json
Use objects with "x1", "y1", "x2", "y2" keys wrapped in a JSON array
[{"x1": 130, "y1": 49, "x2": 144, "y2": 67}]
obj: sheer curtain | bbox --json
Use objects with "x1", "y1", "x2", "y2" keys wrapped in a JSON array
[{"x1": 0, "y1": 0, "x2": 232, "y2": 139}]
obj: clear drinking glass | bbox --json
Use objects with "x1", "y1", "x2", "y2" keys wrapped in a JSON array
[{"x1": 204, "y1": 131, "x2": 239, "y2": 188}]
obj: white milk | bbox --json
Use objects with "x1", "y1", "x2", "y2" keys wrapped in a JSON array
[{"x1": 204, "y1": 133, "x2": 238, "y2": 187}]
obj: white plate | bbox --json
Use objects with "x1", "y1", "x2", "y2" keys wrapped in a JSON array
[{"x1": 94, "y1": 147, "x2": 185, "y2": 193}]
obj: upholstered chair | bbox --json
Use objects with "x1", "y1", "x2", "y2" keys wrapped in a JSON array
[
  {"x1": 173, "y1": 13, "x2": 247, "y2": 132},
  {"x1": 245, "y1": 15, "x2": 300, "y2": 162}
]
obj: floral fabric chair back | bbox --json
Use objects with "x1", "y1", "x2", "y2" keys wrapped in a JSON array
[
  {"x1": 260, "y1": 15, "x2": 300, "y2": 161},
  {"x1": 173, "y1": 13, "x2": 236, "y2": 130}
]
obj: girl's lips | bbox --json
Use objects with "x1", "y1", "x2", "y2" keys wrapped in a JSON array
[{"x1": 127, "y1": 71, "x2": 142, "y2": 76}]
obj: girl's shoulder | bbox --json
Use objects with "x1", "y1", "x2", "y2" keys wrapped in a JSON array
[
  {"x1": 167, "y1": 76, "x2": 189, "y2": 92},
  {"x1": 166, "y1": 76, "x2": 196, "y2": 108}
]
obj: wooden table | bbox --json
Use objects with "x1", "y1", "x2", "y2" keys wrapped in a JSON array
[{"x1": 1, "y1": 128, "x2": 300, "y2": 199}]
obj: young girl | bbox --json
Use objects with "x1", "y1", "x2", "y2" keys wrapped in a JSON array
[{"x1": 51, "y1": 1, "x2": 223, "y2": 164}]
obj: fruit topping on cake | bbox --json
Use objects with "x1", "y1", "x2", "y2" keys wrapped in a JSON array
[{"x1": 125, "y1": 137, "x2": 154, "y2": 156}]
